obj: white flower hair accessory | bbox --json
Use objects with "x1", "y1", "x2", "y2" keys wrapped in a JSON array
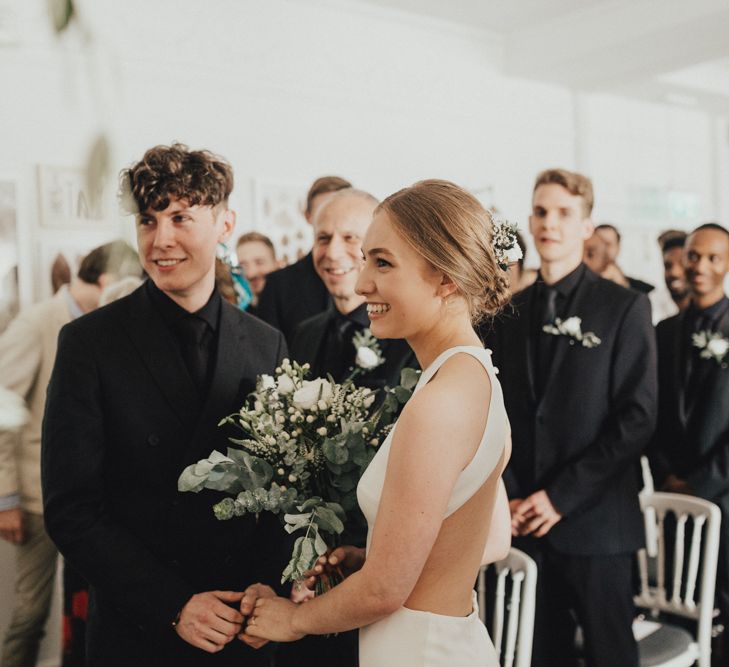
[
  {"x1": 491, "y1": 216, "x2": 523, "y2": 271},
  {"x1": 692, "y1": 330, "x2": 729, "y2": 368},
  {"x1": 543, "y1": 316, "x2": 601, "y2": 348}
]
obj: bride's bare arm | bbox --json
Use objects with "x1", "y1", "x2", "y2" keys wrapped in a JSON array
[{"x1": 244, "y1": 355, "x2": 493, "y2": 641}]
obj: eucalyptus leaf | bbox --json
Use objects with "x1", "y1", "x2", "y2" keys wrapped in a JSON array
[
  {"x1": 314, "y1": 530, "x2": 328, "y2": 556},
  {"x1": 48, "y1": 0, "x2": 74, "y2": 33},
  {"x1": 281, "y1": 536, "x2": 305, "y2": 583},
  {"x1": 400, "y1": 367, "x2": 420, "y2": 390},
  {"x1": 394, "y1": 386, "x2": 412, "y2": 403},
  {"x1": 313, "y1": 506, "x2": 345, "y2": 535},
  {"x1": 323, "y1": 439, "x2": 348, "y2": 465}
]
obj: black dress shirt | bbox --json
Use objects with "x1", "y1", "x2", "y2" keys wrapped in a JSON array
[
  {"x1": 317, "y1": 303, "x2": 371, "y2": 383},
  {"x1": 146, "y1": 280, "x2": 221, "y2": 397},
  {"x1": 533, "y1": 263, "x2": 586, "y2": 396}
]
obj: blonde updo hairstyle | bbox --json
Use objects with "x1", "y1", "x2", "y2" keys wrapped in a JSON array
[{"x1": 377, "y1": 179, "x2": 511, "y2": 324}]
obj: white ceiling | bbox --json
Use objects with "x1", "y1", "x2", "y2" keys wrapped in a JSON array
[{"x1": 359, "y1": 0, "x2": 729, "y2": 113}]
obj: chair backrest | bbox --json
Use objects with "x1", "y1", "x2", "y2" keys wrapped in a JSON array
[
  {"x1": 634, "y1": 492, "x2": 721, "y2": 664},
  {"x1": 478, "y1": 547, "x2": 537, "y2": 667}
]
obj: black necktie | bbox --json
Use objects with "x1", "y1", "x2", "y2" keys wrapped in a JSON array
[
  {"x1": 179, "y1": 317, "x2": 208, "y2": 393},
  {"x1": 536, "y1": 287, "x2": 559, "y2": 396}
]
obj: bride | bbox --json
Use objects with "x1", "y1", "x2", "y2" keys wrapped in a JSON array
[{"x1": 243, "y1": 179, "x2": 513, "y2": 665}]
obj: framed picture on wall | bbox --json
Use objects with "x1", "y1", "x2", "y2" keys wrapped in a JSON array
[
  {"x1": 37, "y1": 165, "x2": 114, "y2": 229},
  {"x1": 0, "y1": 179, "x2": 19, "y2": 334},
  {"x1": 252, "y1": 179, "x2": 311, "y2": 267}
]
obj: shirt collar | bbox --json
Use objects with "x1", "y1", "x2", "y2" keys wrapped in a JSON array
[
  {"x1": 536, "y1": 262, "x2": 586, "y2": 299},
  {"x1": 689, "y1": 295, "x2": 729, "y2": 325},
  {"x1": 145, "y1": 279, "x2": 221, "y2": 331},
  {"x1": 331, "y1": 302, "x2": 370, "y2": 329}
]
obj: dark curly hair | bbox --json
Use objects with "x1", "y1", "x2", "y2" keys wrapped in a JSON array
[{"x1": 119, "y1": 143, "x2": 234, "y2": 214}]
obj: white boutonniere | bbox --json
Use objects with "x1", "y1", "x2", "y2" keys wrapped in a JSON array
[
  {"x1": 692, "y1": 330, "x2": 729, "y2": 368},
  {"x1": 352, "y1": 328, "x2": 385, "y2": 371},
  {"x1": 543, "y1": 316, "x2": 602, "y2": 349}
]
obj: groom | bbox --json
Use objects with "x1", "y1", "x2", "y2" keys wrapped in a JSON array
[
  {"x1": 42, "y1": 144, "x2": 287, "y2": 666},
  {"x1": 484, "y1": 168, "x2": 657, "y2": 667}
]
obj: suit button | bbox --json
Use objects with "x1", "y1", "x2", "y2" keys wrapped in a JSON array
[{"x1": 147, "y1": 434, "x2": 160, "y2": 447}]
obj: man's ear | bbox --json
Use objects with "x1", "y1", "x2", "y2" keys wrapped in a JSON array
[
  {"x1": 219, "y1": 208, "x2": 236, "y2": 243},
  {"x1": 581, "y1": 217, "x2": 595, "y2": 240},
  {"x1": 97, "y1": 273, "x2": 116, "y2": 290}
]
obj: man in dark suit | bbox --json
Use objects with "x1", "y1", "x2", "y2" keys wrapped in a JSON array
[
  {"x1": 256, "y1": 176, "x2": 351, "y2": 343},
  {"x1": 484, "y1": 168, "x2": 657, "y2": 667},
  {"x1": 650, "y1": 223, "x2": 729, "y2": 659},
  {"x1": 41, "y1": 144, "x2": 287, "y2": 666},
  {"x1": 595, "y1": 223, "x2": 655, "y2": 294},
  {"x1": 279, "y1": 188, "x2": 416, "y2": 667}
]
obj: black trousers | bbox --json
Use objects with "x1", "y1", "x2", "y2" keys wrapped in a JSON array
[{"x1": 514, "y1": 538, "x2": 638, "y2": 667}]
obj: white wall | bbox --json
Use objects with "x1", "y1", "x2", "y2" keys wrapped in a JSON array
[{"x1": 0, "y1": 1, "x2": 727, "y2": 663}]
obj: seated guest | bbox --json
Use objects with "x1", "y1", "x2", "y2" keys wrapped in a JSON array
[
  {"x1": 595, "y1": 223, "x2": 655, "y2": 293},
  {"x1": 658, "y1": 230, "x2": 690, "y2": 312},
  {"x1": 257, "y1": 176, "x2": 352, "y2": 343},
  {"x1": 650, "y1": 223, "x2": 729, "y2": 662},
  {"x1": 235, "y1": 232, "x2": 277, "y2": 314},
  {"x1": 280, "y1": 188, "x2": 417, "y2": 667}
]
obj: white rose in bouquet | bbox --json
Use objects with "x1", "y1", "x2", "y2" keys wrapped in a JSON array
[
  {"x1": 260, "y1": 374, "x2": 276, "y2": 390},
  {"x1": 561, "y1": 317, "x2": 582, "y2": 337},
  {"x1": 707, "y1": 337, "x2": 729, "y2": 358},
  {"x1": 277, "y1": 374, "x2": 296, "y2": 395},
  {"x1": 293, "y1": 378, "x2": 333, "y2": 410},
  {"x1": 355, "y1": 346, "x2": 381, "y2": 370}
]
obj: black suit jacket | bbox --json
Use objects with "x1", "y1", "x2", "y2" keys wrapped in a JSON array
[
  {"x1": 290, "y1": 308, "x2": 418, "y2": 395},
  {"x1": 42, "y1": 284, "x2": 288, "y2": 666},
  {"x1": 483, "y1": 268, "x2": 657, "y2": 555},
  {"x1": 256, "y1": 252, "x2": 330, "y2": 345},
  {"x1": 650, "y1": 308, "x2": 729, "y2": 514}
]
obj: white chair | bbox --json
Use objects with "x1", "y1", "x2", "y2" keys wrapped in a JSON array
[
  {"x1": 634, "y1": 491, "x2": 721, "y2": 667},
  {"x1": 478, "y1": 547, "x2": 537, "y2": 667}
]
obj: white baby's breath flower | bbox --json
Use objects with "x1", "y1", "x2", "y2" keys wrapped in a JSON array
[
  {"x1": 277, "y1": 374, "x2": 295, "y2": 395},
  {"x1": 306, "y1": 415, "x2": 315, "y2": 424},
  {"x1": 356, "y1": 346, "x2": 381, "y2": 370},
  {"x1": 316, "y1": 427, "x2": 328, "y2": 437},
  {"x1": 254, "y1": 401, "x2": 264, "y2": 412},
  {"x1": 362, "y1": 390, "x2": 375, "y2": 409},
  {"x1": 561, "y1": 317, "x2": 582, "y2": 337},
  {"x1": 317, "y1": 399, "x2": 328, "y2": 411}
]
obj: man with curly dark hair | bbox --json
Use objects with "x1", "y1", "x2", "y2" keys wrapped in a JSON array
[{"x1": 42, "y1": 143, "x2": 288, "y2": 666}]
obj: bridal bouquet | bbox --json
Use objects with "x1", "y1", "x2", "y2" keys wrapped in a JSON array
[{"x1": 178, "y1": 359, "x2": 418, "y2": 591}]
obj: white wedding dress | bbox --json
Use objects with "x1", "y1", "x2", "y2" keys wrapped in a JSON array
[{"x1": 357, "y1": 346, "x2": 507, "y2": 667}]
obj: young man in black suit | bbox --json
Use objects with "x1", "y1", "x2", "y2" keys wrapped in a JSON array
[
  {"x1": 484, "y1": 168, "x2": 657, "y2": 667},
  {"x1": 650, "y1": 223, "x2": 729, "y2": 660},
  {"x1": 42, "y1": 144, "x2": 287, "y2": 666},
  {"x1": 256, "y1": 176, "x2": 351, "y2": 343}
]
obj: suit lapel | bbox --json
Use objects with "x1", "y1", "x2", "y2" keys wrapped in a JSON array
[
  {"x1": 671, "y1": 312, "x2": 689, "y2": 426},
  {"x1": 686, "y1": 306, "x2": 729, "y2": 422},
  {"x1": 183, "y1": 303, "x2": 250, "y2": 460},
  {"x1": 122, "y1": 286, "x2": 198, "y2": 427},
  {"x1": 512, "y1": 287, "x2": 537, "y2": 404}
]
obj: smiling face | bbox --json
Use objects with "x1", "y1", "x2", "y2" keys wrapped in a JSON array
[
  {"x1": 663, "y1": 245, "x2": 688, "y2": 303},
  {"x1": 312, "y1": 194, "x2": 376, "y2": 309},
  {"x1": 356, "y1": 211, "x2": 445, "y2": 340},
  {"x1": 684, "y1": 228, "x2": 729, "y2": 304},
  {"x1": 136, "y1": 196, "x2": 234, "y2": 310},
  {"x1": 529, "y1": 183, "x2": 594, "y2": 268},
  {"x1": 236, "y1": 240, "x2": 277, "y2": 296}
]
